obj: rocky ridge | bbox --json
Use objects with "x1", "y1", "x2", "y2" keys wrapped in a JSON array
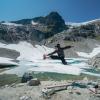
[{"x1": 0, "y1": 12, "x2": 100, "y2": 44}]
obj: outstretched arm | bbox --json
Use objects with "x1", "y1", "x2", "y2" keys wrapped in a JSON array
[
  {"x1": 47, "y1": 50, "x2": 57, "y2": 56},
  {"x1": 62, "y1": 46, "x2": 74, "y2": 50}
]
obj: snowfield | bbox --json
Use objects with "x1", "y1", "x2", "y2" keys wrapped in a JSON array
[
  {"x1": 0, "y1": 42, "x2": 54, "y2": 61},
  {"x1": 0, "y1": 41, "x2": 100, "y2": 77},
  {"x1": 66, "y1": 18, "x2": 100, "y2": 27},
  {"x1": 1, "y1": 59, "x2": 88, "y2": 76},
  {"x1": 76, "y1": 44, "x2": 100, "y2": 58},
  {"x1": 2, "y1": 22, "x2": 22, "y2": 26},
  {"x1": 0, "y1": 57, "x2": 18, "y2": 66}
]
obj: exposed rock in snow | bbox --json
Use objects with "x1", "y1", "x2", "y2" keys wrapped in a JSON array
[{"x1": 0, "y1": 41, "x2": 54, "y2": 61}]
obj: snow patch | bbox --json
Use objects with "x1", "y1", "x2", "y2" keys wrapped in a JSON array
[
  {"x1": 0, "y1": 41, "x2": 54, "y2": 61},
  {"x1": 0, "y1": 57, "x2": 18, "y2": 65},
  {"x1": 77, "y1": 45, "x2": 100, "y2": 58},
  {"x1": 0, "y1": 41, "x2": 100, "y2": 77},
  {"x1": 66, "y1": 18, "x2": 100, "y2": 27},
  {"x1": 1, "y1": 59, "x2": 86, "y2": 76},
  {"x1": 31, "y1": 21, "x2": 38, "y2": 25},
  {"x1": 2, "y1": 22, "x2": 22, "y2": 26}
]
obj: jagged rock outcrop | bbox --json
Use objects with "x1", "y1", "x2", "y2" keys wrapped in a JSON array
[
  {"x1": 41, "y1": 19, "x2": 100, "y2": 43},
  {"x1": 12, "y1": 12, "x2": 66, "y2": 38},
  {"x1": 0, "y1": 12, "x2": 100, "y2": 43},
  {"x1": 0, "y1": 24, "x2": 45, "y2": 43},
  {"x1": 64, "y1": 19, "x2": 100, "y2": 41},
  {"x1": 0, "y1": 12, "x2": 66, "y2": 43}
]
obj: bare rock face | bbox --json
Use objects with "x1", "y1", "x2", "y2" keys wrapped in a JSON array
[
  {"x1": 1, "y1": 12, "x2": 100, "y2": 44},
  {"x1": 0, "y1": 12, "x2": 66, "y2": 43},
  {"x1": 0, "y1": 48, "x2": 20, "y2": 59},
  {"x1": 28, "y1": 78, "x2": 40, "y2": 86},
  {"x1": 0, "y1": 24, "x2": 45, "y2": 43}
]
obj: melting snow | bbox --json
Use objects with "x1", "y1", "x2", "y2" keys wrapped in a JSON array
[
  {"x1": 77, "y1": 45, "x2": 100, "y2": 58},
  {"x1": 0, "y1": 42, "x2": 54, "y2": 61},
  {"x1": 2, "y1": 22, "x2": 22, "y2": 26},
  {"x1": 0, "y1": 41, "x2": 100, "y2": 77},
  {"x1": 0, "y1": 57, "x2": 18, "y2": 65},
  {"x1": 66, "y1": 18, "x2": 100, "y2": 27}
]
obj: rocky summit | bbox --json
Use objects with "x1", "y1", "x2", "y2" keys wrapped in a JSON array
[
  {"x1": 0, "y1": 12, "x2": 100, "y2": 43},
  {"x1": 0, "y1": 12, "x2": 66, "y2": 43}
]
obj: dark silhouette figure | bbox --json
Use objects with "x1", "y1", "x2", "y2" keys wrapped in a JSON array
[{"x1": 46, "y1": 44, "x2": 73, "y2": 65}]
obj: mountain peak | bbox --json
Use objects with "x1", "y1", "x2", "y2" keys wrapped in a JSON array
[{"x1": 46, "y1": 11, "x2": 62, "y2": 19}]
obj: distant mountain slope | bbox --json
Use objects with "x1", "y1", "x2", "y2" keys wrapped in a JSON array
[
  {"x1": 0, "y1": 12, "x2": 66, "y2": 43},
  {"x1": 0, "y1": 12, "x2": 100, "y2": 43},
  {"x1": 66, "y1": 19, "x2": 100, "y2": 26},
  {"x1": 0, "y1": 23, "x2": 45, "y2": 43},
  {"x1": 12, "y1": 12, "x2": 66, "y2": 37},
  {"x1": 62, "y1": 19, "x2": 100, "y2": 41}
]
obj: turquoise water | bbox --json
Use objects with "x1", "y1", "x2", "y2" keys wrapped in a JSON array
[
  {"x1": 67, "y1": 60, "x2": 83, "y2": 64},
  {"x1": 2, "y1": 58, "x2": 100, "y2": 77},
  {"x1": 51, "y1": 59, "x2": 83, "y2": 64}
]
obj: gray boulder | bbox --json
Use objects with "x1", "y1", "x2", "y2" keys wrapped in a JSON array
[
  {"x1": 21, "y1": 73, "x2": 33, "y2": 83},
  {"x1": 28, "y1": 78, "x2": 40, "y2": 86}
]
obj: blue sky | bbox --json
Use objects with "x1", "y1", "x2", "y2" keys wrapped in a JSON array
[{"x1": 0, "y1": 0, "x2": 100, "y2": 22}]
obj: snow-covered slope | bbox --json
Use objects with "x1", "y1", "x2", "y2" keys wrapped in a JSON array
[
  {"x1": 76, "y1": 45, "x2": 100, "y2": 58},
  {"x1": 66, "y1": 18, "x2": 100, "y2": 27},
  {"x1": 2, "y1": 22, "x2": 22, "y2": 26},
  {"x1": 0, "y1": 41, "x2": 100, "y2": 77},
  {"x1": 66, "y1": 22, "x2": 85, "y2": 27},
  {"x1": 0, "y1": 57, "x2": 18, "y2": 66},
  {"x1": 0, "y1": 42, "x2": 54, "y2": 61}
]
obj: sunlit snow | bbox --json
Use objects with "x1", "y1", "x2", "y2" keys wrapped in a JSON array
[{"x1": 0, "y1": 41, "x2": 100, "y2": 77}]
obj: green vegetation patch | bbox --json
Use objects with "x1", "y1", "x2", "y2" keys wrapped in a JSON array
[
  {"x1": 0, "y1": 72, "x2": 99, "y2": 86},
  {"x1": 32, "y1": 72, "x2": 99, "y2": 81},
  {"x1": 95, "y1": 36, "x2": 100, "y2": 40},
  {"x1": 0, "y1": 74, "x2": 21, "y2": 86}
]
